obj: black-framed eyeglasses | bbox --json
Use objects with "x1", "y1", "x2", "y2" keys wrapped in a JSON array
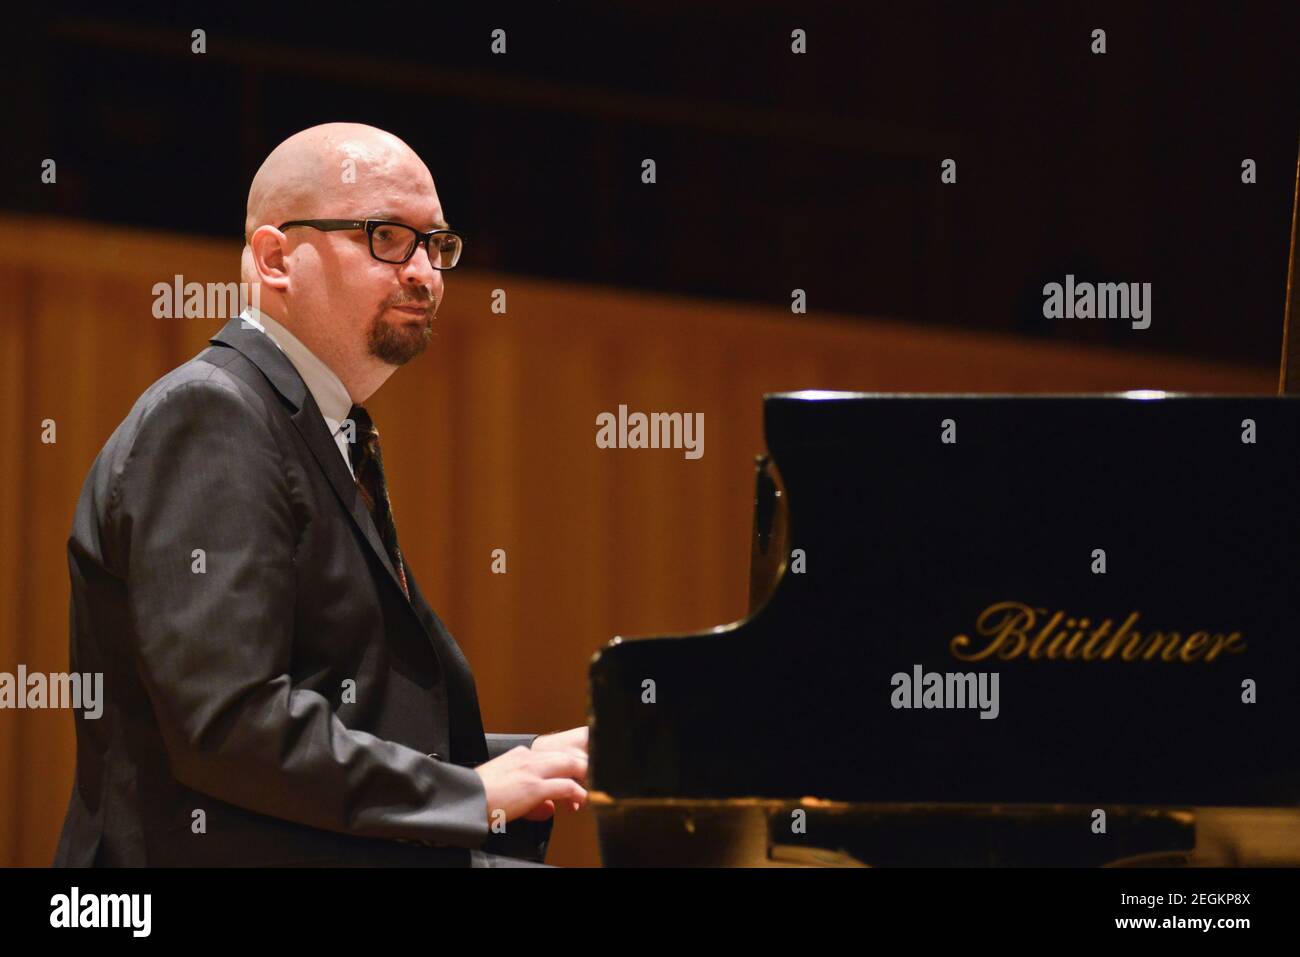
[{"x1": 278, "y1": 219, "x2": 465, "y2": 269}]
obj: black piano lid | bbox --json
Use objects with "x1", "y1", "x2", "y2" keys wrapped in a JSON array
[
  {"x1": 588, "y1": 391, "x2": 1300, "y2": 808},
  {"x1": 765, "y1": 388, "x2": 1300, "y2": 443}
]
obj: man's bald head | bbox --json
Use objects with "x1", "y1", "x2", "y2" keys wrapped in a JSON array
[
  {"x1": 240, "y1": 122, "x2": 450, "y2": 402},
  {"x1": 243, "y1": 122, "x2": 431, "y2": 244}
]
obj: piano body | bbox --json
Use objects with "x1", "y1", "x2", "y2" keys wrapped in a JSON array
[{"x1": 587, "y1": 391, "x2": 1300, "y2": 866}]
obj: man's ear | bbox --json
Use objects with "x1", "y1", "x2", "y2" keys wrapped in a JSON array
[{"x1": 248, "y1": 225, "x2": 292, "y2": 292}]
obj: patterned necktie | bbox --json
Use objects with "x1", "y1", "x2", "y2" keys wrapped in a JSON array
[{"x1": 347, "y1": 405, "x2": 410, "y2": 601}]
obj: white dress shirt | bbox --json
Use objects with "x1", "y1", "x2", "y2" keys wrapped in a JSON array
[{"x1": 237, "y1": 306, "x2": 356, "y2": 479}]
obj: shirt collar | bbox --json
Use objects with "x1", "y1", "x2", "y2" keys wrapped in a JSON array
[{"x1": 238, "y1": 306, "x2": 354, "y2": 426}]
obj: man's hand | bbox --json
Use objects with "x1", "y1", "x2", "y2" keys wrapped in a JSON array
[
  {"x1": 474, "y1": 744, "x2": 587, "y2": 827},
  {"x1": 525, "y1": 727, "x2": 588, "y2": 818},
  {"x1": 531, "y1": 726, "x2": 588, "y2": 758}
]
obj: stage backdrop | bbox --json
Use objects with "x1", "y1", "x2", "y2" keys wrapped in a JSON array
[{"x1": 0, "y1": 215, "x2": 1273, "y2": 867}]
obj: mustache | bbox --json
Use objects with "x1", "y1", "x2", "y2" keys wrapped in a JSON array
[{"x1": 390, "y1": 296, "x2": 438, "y2": 310}]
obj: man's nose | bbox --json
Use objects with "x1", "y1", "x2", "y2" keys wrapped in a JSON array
[{"x1": 399, "y1": 241, "x2": 442, "y2": 294}]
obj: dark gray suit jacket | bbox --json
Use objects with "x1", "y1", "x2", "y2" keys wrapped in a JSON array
[{"x1": 54, "y1": 316, "x2": 552, "y2": 867}]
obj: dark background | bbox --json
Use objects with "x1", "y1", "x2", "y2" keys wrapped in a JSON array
[{"x1": 7, "y1": 2, "x2": 1299, "y2": 364}]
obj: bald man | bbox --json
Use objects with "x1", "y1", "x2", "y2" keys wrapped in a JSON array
[{"x1": 53, "y1": 123, "x2": 588, "y2": 868}]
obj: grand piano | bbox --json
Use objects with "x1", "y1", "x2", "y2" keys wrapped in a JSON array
[
  {"x1": 587, "y1": 391, "x2": 1300, "y2": 866},
  {"x1": 588, "y1": 143, "x2": 1300, "y2": 867}
]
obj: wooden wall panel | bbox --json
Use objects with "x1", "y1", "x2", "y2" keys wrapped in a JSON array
[{"x1": 0, "y1": 216, "x2": 1274, "y2": 867}]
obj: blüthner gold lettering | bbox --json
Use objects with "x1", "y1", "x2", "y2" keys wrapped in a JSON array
[{"x1": 950, "y1": 601, "x2": 1246, "y2": 663}]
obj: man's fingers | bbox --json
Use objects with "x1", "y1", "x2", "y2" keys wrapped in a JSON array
[
  {"x1": 539, "y1": 778, "x2": 588, "y2": 808},
  {"x1": 531, "y1": 749, "x2": 588, "y2": 785},
  {"x1": 559, "y1": 748, "x2": 588, "y2": 784}
]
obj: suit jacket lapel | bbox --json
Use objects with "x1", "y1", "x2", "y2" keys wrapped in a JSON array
[
  {"x1": 208, "y1": 319, "x2": 426, "y2": 632},
  {"x1": 209, "y1": 318, "x2": 490, "y2": 761},
  {"x1": 293, "y1": 394, "x2": 413, "y2": 597}
]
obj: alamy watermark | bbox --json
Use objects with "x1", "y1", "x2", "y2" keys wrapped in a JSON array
[
  {"x1": 890, "y1": 663, "x2": 1000, "y2": 719},
  {"x1": 152, "y1": 275, "x2": 260, "y2": 319},
  {"x1": 595, "y1": 404, "x2": 704, "y2": 460},
  {"x1": 0, "y1": 666, "x2": 103, "y2": 719},
  {"x1": 50, "y1": 887, "x2": 150, "y2": 937},
  {"x1": 1042, "y1": 274, "x2": 1151, "y2": 329}
]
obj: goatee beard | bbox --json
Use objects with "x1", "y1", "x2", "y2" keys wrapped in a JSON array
[{"x1": 368, "y1": 308, "x2": 433, "y2": 365}]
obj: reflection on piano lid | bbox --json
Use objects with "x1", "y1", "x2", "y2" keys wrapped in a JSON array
[{"x1": 588, "y1": 393, "x2": 1300, "y2": 866}]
